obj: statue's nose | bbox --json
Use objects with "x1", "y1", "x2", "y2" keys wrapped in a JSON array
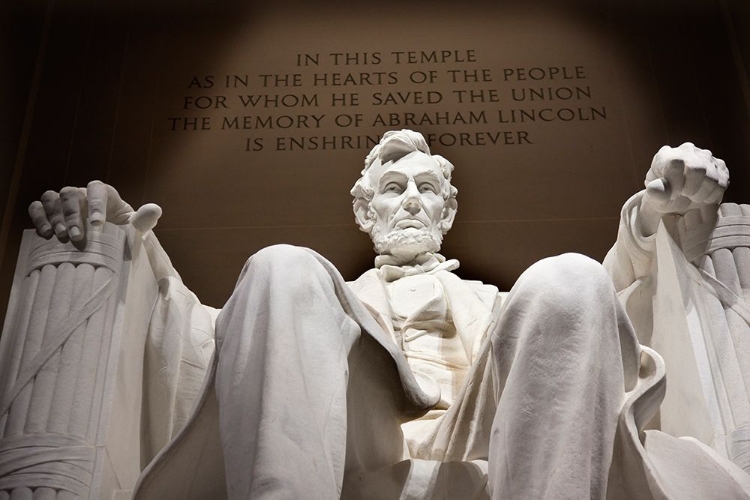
[{"x1": 403, "y1": 182, "x2": 421, "y2": 215}]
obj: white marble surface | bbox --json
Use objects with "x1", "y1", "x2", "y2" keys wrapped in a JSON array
[{"x1": 2, "y1": 131, "x2": 749, "y2": 499}]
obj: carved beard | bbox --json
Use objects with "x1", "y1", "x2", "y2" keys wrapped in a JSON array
[{"x1": 370, "y1": 224, "x2": 443, "y2": 259}]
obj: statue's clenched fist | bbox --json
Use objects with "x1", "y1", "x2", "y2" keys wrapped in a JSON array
[
  {"x1": 644, "y1": 143, "x2": 729, "y2": 214},
  {"x1": 639, "y1": 143, "x2": 729, "y2": 235},
  {"x1": 28, "y1": 180, "x2": 161, "y2": 243}
]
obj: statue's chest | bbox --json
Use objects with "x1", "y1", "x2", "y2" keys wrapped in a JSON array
[
  {"x1": 389, "y1": 275, "x2": 445, "y2": 319},
  {"x1": 387, "y1": 275, "x2": 468, "y2": 368}
]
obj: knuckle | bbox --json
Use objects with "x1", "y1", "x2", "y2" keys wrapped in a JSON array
[
  {"x1": 667, "y1": 158, "x2": 685, "y2": 171},
  {"x1": 59, "y1": 186, "x2": 78, "y2": 198},
  {"x1": 655, "y1": 146, "x2": 671, "y2": 159},
  {"x1": 41, "y1": 190, "x2": 58, "y2": 203},
  {"x1": 88, "y1": 195, "x2": 104, "y2": 206},
  {"x1": 705, "y1": 169, "x2": 721, "y2": 182},
  {"x1": 28, "y1": 202, "x2": 43, "y2": 219},
  {"x1": 61, "y1": 203, "x2": 77, "y2": 217}
]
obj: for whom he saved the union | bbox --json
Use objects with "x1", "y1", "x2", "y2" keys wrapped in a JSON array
[{"x1": 26, "y1": 129, "x2": 750, "y2": 499}]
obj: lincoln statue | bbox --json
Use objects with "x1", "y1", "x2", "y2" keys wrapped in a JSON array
[{"x1": 20, "y1": 129, "x2": 750, "y2": 499}]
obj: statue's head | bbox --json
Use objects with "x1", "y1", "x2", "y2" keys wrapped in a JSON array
[{"x1": 351, "y1": 130, "x2": 458, "y2": 263}]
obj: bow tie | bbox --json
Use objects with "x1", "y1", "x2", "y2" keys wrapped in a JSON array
[{"x1": 375, "y1": 253, "x2": 460, "y2": 282}]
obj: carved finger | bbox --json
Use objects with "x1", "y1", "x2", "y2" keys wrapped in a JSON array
[
  {"x1": 86, "y1": 181, "x2": 133, "y2": 225},
  {"x1": 105, "y1": 185, "x2": 134, "y2": 225},
  {"x1": 646, "y1": 146, "x2": 672, "y2": 183},
  {"x1": 41, "y1": 190, "x2": 66, "y2": 238},
  {"x1": 690, "y1": 175, "x2": 719, "y2": 204},
  {"x1": 130, "y1": 203, "x2": 162, "y2": 233},
  {"x1": 86, "y1": 181, "x2": 108, "y2": 225},
  {"x1": 60, "y1": 187, "x2": 86, "y2": 241},
  {"x1": 705, "y1": 183, "x2": 727, "y2": 206},
  {"x1": 661, "y1": 158, "x2": 686, "y2": 200},
  {"x1": 682, "y1": 164, "x2": 707, "y2": 197},
  {"x1": 645, "y1": 178, "x2": 671, "y2": 208},
  {"x1": 715, "y1": 158, "x2": 730, "y2": 187},
  {"x1": 28, "y1": 201, "x2": 53, "y2": 237}
]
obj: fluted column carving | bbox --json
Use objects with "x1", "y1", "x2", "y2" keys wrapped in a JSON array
[{"x1": 0, "y1": 224, "x2": 127, "y2": 500}]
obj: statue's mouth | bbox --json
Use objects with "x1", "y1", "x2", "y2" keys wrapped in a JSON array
[{"x1": 394, "y1": 218, "x2": 426, "y2": 229}]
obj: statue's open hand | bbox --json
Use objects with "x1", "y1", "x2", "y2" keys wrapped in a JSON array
[
  {"x1": 644, "y1": 142, "x2": 729, "y2": 216},
  {"x1": 28, "y1": 180, "x2": 162, "y2": 242}
]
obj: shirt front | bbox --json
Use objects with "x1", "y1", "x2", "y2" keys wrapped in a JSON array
[
  {"x1": 386, "y1": 273, "x2": 470, "y2": 415},
  {"x1": 348, "y1": 253, "x2": 500, "y2": 459}
]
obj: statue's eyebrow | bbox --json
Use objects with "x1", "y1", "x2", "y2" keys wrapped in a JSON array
[
  {"x1": 378, "y1": 171, "x2": 408, "y2": 190},
  {"x1": 377, "y1": 168, "x2": 441, "y2": 192},
  {"x1": 413, "y1": 170, "x2": 441, "y2": 185}
]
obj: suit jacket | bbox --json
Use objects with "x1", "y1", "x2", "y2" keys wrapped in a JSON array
[{"x1": 132, "y1": 254, "x2": 501, "y2": 499}]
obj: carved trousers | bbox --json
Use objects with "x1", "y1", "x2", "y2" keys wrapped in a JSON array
[{"x1": 214, "y1": 245, "x2": 638, "y2": 499}]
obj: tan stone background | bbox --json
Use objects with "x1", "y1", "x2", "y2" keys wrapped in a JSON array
[{"x1": 2, "y1": 0, "x2": 750, "y2": 321}]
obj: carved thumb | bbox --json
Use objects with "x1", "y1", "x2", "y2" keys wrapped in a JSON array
[{"x1": 130, "y1": 203, "x2": 162, "y2": 233}]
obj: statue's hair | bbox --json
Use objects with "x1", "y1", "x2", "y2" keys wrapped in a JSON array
[{"x1": 350, "y1": 129, "x2": 458, "y2": 207}]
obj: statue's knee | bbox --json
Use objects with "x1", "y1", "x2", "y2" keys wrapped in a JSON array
[
  {"x1": 246, "y1": 244, "x2": 318, "y2": 274},
  {"x1": 235, "y1": 244, "x2": 329, "y2": 296},
  {"x1": 514, "y1": 253, "x2": 613, "y2": 309}
]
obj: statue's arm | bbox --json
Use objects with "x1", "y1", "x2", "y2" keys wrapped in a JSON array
[
  {"x1": 603, "y1": 190, "x2": 654, "y2": 292},
  {"x1": 604, "y1": 143, "x2": 729, "y2": 291}
]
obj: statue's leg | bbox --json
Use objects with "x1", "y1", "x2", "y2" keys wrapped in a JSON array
[
  {"x1": 214, "y1": 245, "x2": 405, "y2": 500},
  {"x1": 488, "y1": 253, "x2": 640, "y2": 500}
]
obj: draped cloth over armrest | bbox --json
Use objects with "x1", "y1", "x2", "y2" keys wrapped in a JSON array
[
  {"x1": 605, "y1": 193, "x2": 750, "y2": 472},
  {"x1": 0, "y1": 224, "x2": 216, "y2": 500}
]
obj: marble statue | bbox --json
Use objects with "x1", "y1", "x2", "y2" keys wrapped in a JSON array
[{"x1": 3, "y1": 130, "x2": 750, "y2": 499}]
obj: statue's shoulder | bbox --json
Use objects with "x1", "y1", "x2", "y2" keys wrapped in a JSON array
[
  {"x1": 346, "y1": 268, "x2": 380, "y2": 289},
  {"x1": 346, "y1": 268, "x2": 384, "y2": 302}
]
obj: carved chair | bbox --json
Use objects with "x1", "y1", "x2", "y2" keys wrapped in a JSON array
[
  {"x1": 644, "y1": 203, "x2": 750, "y2": 471},
  {"x1": 1, "y1": 202, "x2": 750, "y2": 499}
]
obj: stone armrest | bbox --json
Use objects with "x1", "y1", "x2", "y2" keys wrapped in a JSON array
[
  {"x1": 650, "y1": 203, "x2": 750, "y2": 472},
  {"x1": 0, "y1": 223, "x2": 170, "y2": 500}
]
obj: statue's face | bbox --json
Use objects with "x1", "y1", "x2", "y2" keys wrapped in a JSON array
[{"x1": 367, "y1": 151, "x2": 447, "y2": 260}]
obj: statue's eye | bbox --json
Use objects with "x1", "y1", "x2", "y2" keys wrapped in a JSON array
[
  {"x1": 418, "y1": 183, "x2": 437, "y2": 193},
  {"x1": 384, "y1": 183, "x2": 402, "y2": 193}
]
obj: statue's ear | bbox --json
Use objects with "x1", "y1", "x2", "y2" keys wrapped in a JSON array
[
  {"x1": 353, "y1": 198, "x2": 375, "y2": 233},
  {"x1": 439, "y1": 200, "x2": 457, "y2": 234}
]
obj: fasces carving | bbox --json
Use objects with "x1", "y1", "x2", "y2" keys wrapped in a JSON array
[
  {"x1": 2, "y1": 131, "x2": 749, "y2": 499},
  {"x1": 0, "y1": 225, "x2": 127, "y2": 499}
]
